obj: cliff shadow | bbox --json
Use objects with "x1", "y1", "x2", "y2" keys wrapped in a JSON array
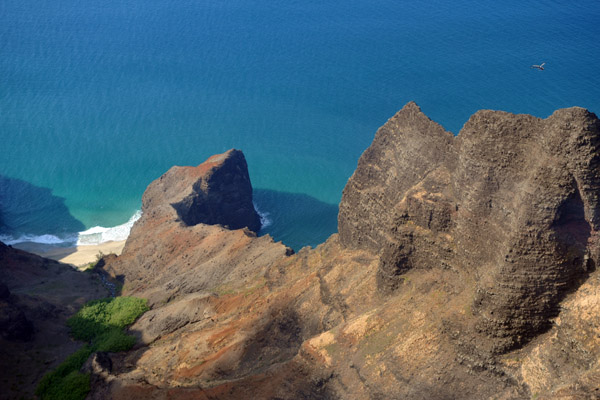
[
  {"x1": 253, "y1": 189, "x2": 338, "y2": 251},
  {"x1": 0, "y1": 175, "x2": 85, "y2": 259}
]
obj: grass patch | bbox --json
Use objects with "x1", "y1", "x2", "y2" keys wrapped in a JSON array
[
  {"x1": 214, "y1": 283, "x2": 237, "y2": 296},
  {"x1": 67, "y1": 297, "x2": 149, "y2": 341},
  {"x1": 36, "y1": 297, "x2": 148, "y2": 400},
  {"x1": 35, "y1": 347, "x2": 92, "y2": 400},
  {"x1": 80, "y1": 262, "x2": 97, "y2": 272}
]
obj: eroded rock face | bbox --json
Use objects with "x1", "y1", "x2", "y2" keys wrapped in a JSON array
[
  {"x1": 103, "y1": 149, "x2": 289, "y2": 305},
  {"x1": 89, "y1": 106, "x2": 600, "y2": 400},
  {"x1": 144, "y1": 149, "x2": 261, "y2": 232},
  {"x1": 338, "y1": 101, "x2": 456, "y2": 253},
  {"x1": 339, "y1": 103, "x2": 600, "y2": 351}
]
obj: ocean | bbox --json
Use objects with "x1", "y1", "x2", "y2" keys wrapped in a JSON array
[{"x1": 1, "y1": 0, "x2": 599, "y2": 251}]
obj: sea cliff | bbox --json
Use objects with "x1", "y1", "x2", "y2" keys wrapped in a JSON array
[{"x1": 2, "y1": 103, "x2": 600, "y2": 399}]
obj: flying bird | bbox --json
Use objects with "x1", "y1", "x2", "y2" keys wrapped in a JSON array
[{"x1": 531, "y1": 62, "x2": 546, "y2": 70}]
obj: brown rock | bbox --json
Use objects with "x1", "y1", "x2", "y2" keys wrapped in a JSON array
[
  {"x1": 338, "y1": 101, "x2": 456, "y2": 253},
  {"x1": 339, "y1": 103, "x2": 600, "y2": 351},
  {"x1": 144, "y1": 148, "x2": 261, "y2": 232},
  {"x1": 87, "y1": 104, "x2": 600, "y2": 399},
  {"x1": 0, "y1": 241, "x2": 107, "y2": 399},
  {"x1": 102, "y1": 149, "x2": 290, "y2": 305}
]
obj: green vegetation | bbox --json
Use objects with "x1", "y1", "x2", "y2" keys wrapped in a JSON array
[
  {"x1": 324, "y1": 341, "x2": 340, "y2": 356},
  {"x1": 35, "y1": 297, "x2": 148, "y2": 400},
  {"x1": 35, "y1": 347, "x2": 91, "y2": 400},
  {"x1": 67, "y1": 297, "x2": 149, "y2": 342}
]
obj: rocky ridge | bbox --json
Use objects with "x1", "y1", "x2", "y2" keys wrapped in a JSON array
[
  {"x1": 4, "y1": 104, "x2": 599, "y2": 399},
  {"x1": 340, "y1": 102, "x2": 600, "y2": 353},
  {"x1": 102, "y1": 149, "x2": 290, "y2": 307},
  {"x1": 90, "y1": 103, "x2": 600, "y2": 399}
]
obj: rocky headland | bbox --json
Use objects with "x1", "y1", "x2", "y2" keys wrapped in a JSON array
[{"x1": 2, "y1": 104, "x2": 600, "y2": 399}]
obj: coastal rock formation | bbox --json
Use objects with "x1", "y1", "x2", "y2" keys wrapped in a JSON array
[
  {"x1": 102, "y1": 149, "x2": 290, "y2": 306},
  {"x1": 339, "y1": 102, "x2": 600, "y2": 352},
  {"x1": 142, "y1": 149, "x2": 261, "y2": 232},
  {"x1": 338, "y1": 101, "x2": 456, "y2": 253},
  {"x1": 80, "y1": 104, "x2": 600, "y2": 399}
]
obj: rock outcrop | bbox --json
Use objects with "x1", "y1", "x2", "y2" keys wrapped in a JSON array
[
  {"x1": 79, "y1": 105, "x2": 600, "y2": 399},
  {"x1": 339, "y1": 103, "x2": 600, "y2": 352},
  {"x1": 338, "y1": 101, "x2": 456, "y2": 253},
  {"x1": 143, "y1": 149, "x2": 261, "y2": 232},
  {"x1": 102, "y1": 149, "x2": 290, "y2": 306}
]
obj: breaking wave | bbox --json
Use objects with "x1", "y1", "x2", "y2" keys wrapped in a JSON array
[
  {"x1": 253, "y1": 202, "x2": 272, "y2": 229},
  {"x1": 0, "y1": 211, "x2": 142, "y2": 247},
  {"x1": 76, "y1": 210, "x2": 142, "y2": 245}
]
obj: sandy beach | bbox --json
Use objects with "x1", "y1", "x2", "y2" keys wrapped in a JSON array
[{"x1": 13, "y1": 240, "x2": 126, "y2": 267}]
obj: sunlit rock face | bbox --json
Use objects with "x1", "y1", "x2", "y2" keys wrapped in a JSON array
[
  {"x1": 340, "y1": 103, "x2": 600, "y2": 350},
  {"x1": 88, "y1": 104, "x2": 600, "y2": 400}
]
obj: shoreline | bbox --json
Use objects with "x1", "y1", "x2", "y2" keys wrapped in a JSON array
[{"x1": 13, "y1": 240, "x2": 126, "y2": 267}]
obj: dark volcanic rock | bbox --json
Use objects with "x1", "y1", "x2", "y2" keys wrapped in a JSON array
[
  {"x1": 1, "y1": 263, "x2": 34, "y2": 343},
  {"x1": 0, "y1": 302, "x2": 33, "y2": 341},
  {"x1": 144, "y1": 149, "x2": 261, "y2": 232},
  {"x1": 82, "y1": 352, "x2": 113, "y2": 377},
  {"x1": 339, "y1": 103, "x2": 600, "y2": 351},
  {"x1": 0, "y1": 281, "x2": 10, "y2": 300},
  {"x1": 455, "y1": 107, "x2": 600, "y2": 351},
  {"x1": 338, "y1": 101, "x2": 456, "y2": 253}
]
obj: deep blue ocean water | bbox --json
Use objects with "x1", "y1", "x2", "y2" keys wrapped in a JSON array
[{"x1": 1, "y1": 0, "x2": 599, "y2": 250}]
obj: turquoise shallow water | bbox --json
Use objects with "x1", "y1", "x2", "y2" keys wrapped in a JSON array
[{"x1": 1, "y1": 0, "x2": 599, "y2": 250}]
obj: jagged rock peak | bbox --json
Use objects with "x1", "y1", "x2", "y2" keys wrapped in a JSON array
[
  {"x1": 338, "y1": 101, "x2": 456, "y2": 253},
  {"x1": 81, "y1": 105, "x2": 600, "y2": 399},
  {"x1": 338, "y1": 102, "x2": 600, "y2": 351},
  {"x1": 142, "y1": 149, "x2": 261, "y2": 232}
]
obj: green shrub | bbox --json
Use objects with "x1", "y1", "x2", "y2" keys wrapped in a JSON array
[
  {"x1": 36, "y1": 297, "x2": 148, "y2": 400},
  {"x1": 35, "y1": 346, "x2": 92, "y2": 400},
  {"x1": 104, "y1": 296, "x2": 149, "y2": 327},
  {"x1": 94, "y1": 327, "x2": 136, "y2": 352},
  {"x1": 67, "y1": 297, "x2": 149, "y2": 342},
  {"x1": 51, "y1": 346, "x2": 93, "y2": 379},
  {"x1": 36, "y1": 371, "x2": 90, "y2": 400}
]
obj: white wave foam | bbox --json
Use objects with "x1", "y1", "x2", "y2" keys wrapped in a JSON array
[
  {"x1": 253, "y1": 202, "x2": 272, "y2": 229},
  {"x1": 0, "y1": 211, "x2": 142, "y2": 247},
  {"x1": 0, "y1": 233, "x2": 77, "y2": 246},
  {"x1": 76, "y1": 210, "x2": 142, "y2": 245}
]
